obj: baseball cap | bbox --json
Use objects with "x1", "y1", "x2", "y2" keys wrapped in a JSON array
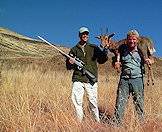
[{"x1": 79, "y1": 27, "x2": 89, "y2": 34}]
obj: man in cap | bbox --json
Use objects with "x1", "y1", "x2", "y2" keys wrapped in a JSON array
[
  {"x1": 112, "y1": 29, "x2": 154, "y2": 126},
  {"x1": 66, "y1": 27, "x2": 109, "y2": 122}
]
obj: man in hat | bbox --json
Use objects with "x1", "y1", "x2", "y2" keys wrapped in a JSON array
[{"x1": 66, "y1": 27, "x2": 109, "y2": 122}]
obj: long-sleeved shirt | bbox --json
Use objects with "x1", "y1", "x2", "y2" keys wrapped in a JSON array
[{"x1": 66, "y1": 42, "x2": 108, "y2": 83}]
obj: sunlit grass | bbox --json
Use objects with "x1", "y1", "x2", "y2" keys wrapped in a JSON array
[{"x1": 0, "y1": 63, "x2": 162, "y2": 131}]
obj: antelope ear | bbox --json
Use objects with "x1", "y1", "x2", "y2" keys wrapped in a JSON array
[{"x1": 95, "y1": 36, "x2": 101, "y2": 39}]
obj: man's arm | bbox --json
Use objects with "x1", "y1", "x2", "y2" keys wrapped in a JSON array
[
  {"x1": 113, "y1": 44, "x2": 126, "y2": 72},
  {"x1": 66, "y1": 49, "x2": 76, "y2": 70},
  {"x1": 95, "y1": 46, "x2": 108, "y2": 64}
]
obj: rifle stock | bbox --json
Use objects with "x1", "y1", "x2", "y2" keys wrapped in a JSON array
[{"x1": 83, "y1": 69, "x2": 97, "y2": 84}]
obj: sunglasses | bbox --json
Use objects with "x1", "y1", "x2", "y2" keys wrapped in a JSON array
[{"x1": 80, "y1": 31, "x2": 89, "y2": 35}]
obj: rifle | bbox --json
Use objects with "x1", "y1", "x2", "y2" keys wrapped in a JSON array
[{"x1": 37, "y1": 36, "x2": 97, "y2": 85}]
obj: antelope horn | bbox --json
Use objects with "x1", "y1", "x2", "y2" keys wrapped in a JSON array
[
  {"x1": 108, "y1": 33, "x2": 115, "y2": 38},
  {"x1": 95, "y1": 36, "x2": 101, "y2": 39},
  {"x1": 106, "y1": 27, "x2": 108, "y2": 35}
]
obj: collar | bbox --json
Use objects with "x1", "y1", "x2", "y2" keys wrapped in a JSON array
[
  {"x1": 77, "y1": 42, "x2": 87, "y2": 48},
  {"x1": 134, "y1": 46, "x2": 138, "y2": 52},
  {"x1": 129, "y1": 46, "x2": 138, "y2": 53}
]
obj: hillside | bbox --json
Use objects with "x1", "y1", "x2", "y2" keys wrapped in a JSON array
[
  {"x1": 0, "y1": 27, "x2": 69, "y2": 59},
  {"x1": 0, "y1": 27, "x2": 162, "y2": 77}
]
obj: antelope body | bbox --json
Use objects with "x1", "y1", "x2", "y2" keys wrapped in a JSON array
[{"x1": 96, "y1": 33, "x2": 155, "y2": 86}]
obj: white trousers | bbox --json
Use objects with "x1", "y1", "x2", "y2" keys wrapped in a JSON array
[{"x1": 71, "y1": 82, "x2": 100, "y2": 122}]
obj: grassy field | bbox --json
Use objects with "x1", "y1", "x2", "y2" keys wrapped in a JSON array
[
  {"x1": 0, "y1": 61, "x2": 162, "y2": 132},
  {"x1": 1, "y1": 27, "x2": 162, "y2": 131}
]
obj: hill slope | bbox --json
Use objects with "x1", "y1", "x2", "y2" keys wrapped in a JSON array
[
  {"x1": 0, "y1": 27, "x2": 162, "y2": 78},
  {"x1": 0, "y1": 27, "x2": 69, "y2": 59}
]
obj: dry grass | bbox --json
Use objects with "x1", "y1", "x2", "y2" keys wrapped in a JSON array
[
  {"x1": 0, "y1": 62, "x2": 162, "y2": 132},
  {"x1": 1, "y1": 27, "x2": 162, "y2": 131}
]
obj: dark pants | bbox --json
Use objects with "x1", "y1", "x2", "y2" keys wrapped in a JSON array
[{"x1": 114, "y1": 77, "x2": 144, "y2": 125}]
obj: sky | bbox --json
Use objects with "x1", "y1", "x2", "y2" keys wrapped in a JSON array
[{"x1": 0, "y1": 0, "x2": 162, "y2": 57}]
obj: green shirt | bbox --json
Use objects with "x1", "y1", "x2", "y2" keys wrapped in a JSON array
[{"x1": 66, "y1": 42, "x2": 108, "y2": 83}]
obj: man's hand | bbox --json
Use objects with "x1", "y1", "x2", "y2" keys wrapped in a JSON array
[
  {"x1": 100, "y1": 38, "x2": 112, "y2": 49},
  {"x1": 69, "y1": 57, "x2": 75, "y2": 64},
  {"x1": 145, "y1": 58, "x2": 154, "y2": 65},
  {"x1": 114, "y1": 61, "x2": 121, "y2": 73}
]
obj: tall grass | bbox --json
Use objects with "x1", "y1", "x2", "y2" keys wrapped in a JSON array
[{"x1": 0, "y1": 62, "x2": 162, "y2": 132}]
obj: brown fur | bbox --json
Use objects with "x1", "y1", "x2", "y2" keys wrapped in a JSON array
[{"x1": 96, "y1": 34, "x2": 155, "y2": 85}]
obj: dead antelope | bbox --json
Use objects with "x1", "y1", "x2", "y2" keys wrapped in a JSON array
[
  {"x1": 96, "y1": 33, "x2": 155, "y2": 86},
  {"x1": 95, "y1": 32, "x2": 122, "y2": 73},
  {"x1": 138, "y1": 36, "x2": 156, "y2": 86}
]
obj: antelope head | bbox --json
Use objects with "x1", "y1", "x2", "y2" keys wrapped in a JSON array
[{"x1": 95, "y1": 32, "x2": 115, "y2": 49}]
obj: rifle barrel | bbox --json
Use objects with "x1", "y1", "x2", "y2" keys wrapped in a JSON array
[{"x1": 37, "y1": 36, "x2": 71, "y2": 59}]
